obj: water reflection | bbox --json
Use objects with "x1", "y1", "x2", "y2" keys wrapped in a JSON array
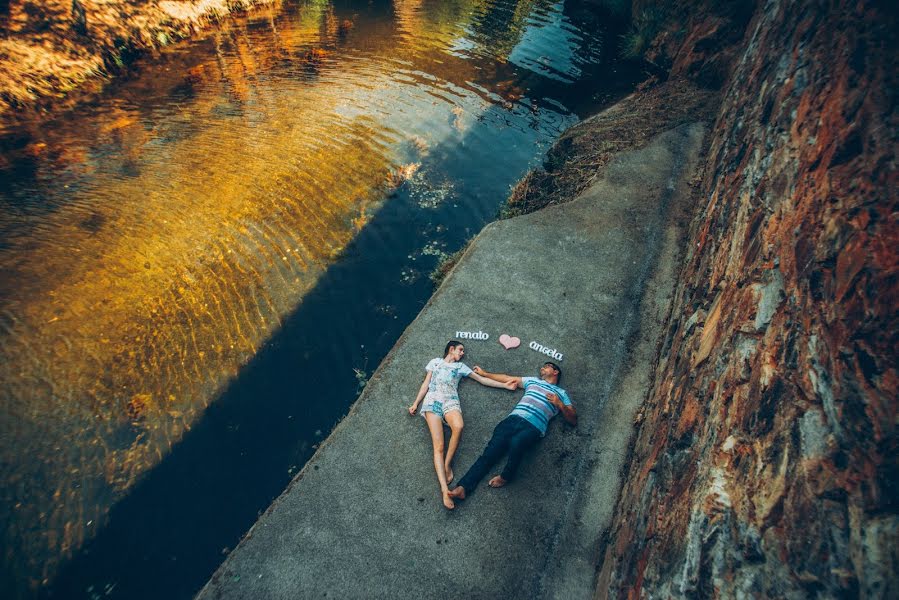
[{"x1": 0, "y1": 0, "x2": 635, "y2": 594}]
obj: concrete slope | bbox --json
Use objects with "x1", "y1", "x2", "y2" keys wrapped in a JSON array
[{"x1": 197, "y1": 123, "x2": 705, "y2": 600}]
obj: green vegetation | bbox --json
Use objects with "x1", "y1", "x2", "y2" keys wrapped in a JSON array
[
  {"x1": 430, "y1": 246, "x2": 468, "y2": 287},
  {"x1": 353, "y1": 367, "x2": 368, "y2": 393},
  {"x1": 620, "y1": 7, "x2": 665, "y2": 59},
  {"x1": 500, "y1": 78, "x2": 722, "y2": 219}
]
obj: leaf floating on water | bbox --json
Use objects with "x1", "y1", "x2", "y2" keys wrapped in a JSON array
[{"x1": 411, "y1": 177, "x2": 454, "y2": 209}]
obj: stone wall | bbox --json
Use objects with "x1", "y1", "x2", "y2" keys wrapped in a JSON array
[{"x1": 597, "y1": 0, "x2": 897, "y2": 597}]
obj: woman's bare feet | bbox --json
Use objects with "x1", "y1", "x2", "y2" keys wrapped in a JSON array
[
  {"x1": 488, "y1": 475, "x2": 507, "y2": 488},
  {"x1": 447, "y1": 486, "x2": 466, "y2": 500},
  {"x1": 445, "y1": 465, "x2": 454, "y2": 484},
  {"x1": 442, "y1": 491, "x2": 455, "y2": 510}
]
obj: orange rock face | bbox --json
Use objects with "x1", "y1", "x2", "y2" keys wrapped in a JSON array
[{"x1": 598, "y1": 1, "x2": 897, "y2": 597}]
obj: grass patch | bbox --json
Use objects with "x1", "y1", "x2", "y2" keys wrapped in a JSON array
[
  {"x1": 430, "y1": 246, "x2": 468, "y2": 287},
  {"x1": 501, "y1": 78, "x2": 721, "y2": 219},
  {"x1": 620, "y1": 7, "x2": 666, "y2": 60}
]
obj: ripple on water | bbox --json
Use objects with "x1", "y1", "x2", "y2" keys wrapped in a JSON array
[{"x1": 0, "y1": 0, "x2": 637, "y2": 593}]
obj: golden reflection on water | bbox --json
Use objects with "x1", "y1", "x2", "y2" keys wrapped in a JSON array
[{"x1": 0, "y1": 0, "x2": 560, "y2": 588}]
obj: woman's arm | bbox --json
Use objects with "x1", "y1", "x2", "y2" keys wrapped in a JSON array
[
  {"x1": 469, "y1": 372, "x2": 519, "y2": 390},
  {"x1": 408, "y1": 371, "x2": 432, "y2": 415},
  {"x1": 472, "y1": 366, "x2": 522, "y2": 389}
]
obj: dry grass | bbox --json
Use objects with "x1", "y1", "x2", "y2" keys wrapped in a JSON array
[
  {"x1": 620, "y1": 7, "x2": 666, "y2": 59},
  {"x1": 502, "y1": 77, "x2": 720, "y2": 219}
]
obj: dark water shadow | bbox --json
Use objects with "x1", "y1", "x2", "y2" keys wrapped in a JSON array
[
  {"x1": 43, "y1": 185, "x2": 439, "y2": 599},
  {"x1": 41, "y1": 89, "x2": 562, "y2": 595},
  {"x1": 38, "y1": 3, "x2": 642, "y2": 597}
]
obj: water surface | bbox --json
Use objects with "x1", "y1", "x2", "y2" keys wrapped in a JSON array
[{"x1": 0, "y1": 0, "x2": 638, "y2": 596}]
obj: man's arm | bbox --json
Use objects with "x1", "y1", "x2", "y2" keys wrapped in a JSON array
[
  {"x1": 469, "y1": 372, "x2": 519, "y2": 390},
  {"x1": 547, "y1": 392, "x2": 577, "y2": 426},
  {"x1": 472, "y1": 366, "x2": 523, "y2": 389}
]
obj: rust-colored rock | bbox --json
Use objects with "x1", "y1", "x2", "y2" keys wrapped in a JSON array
[{"x1": 598, "y1": 0, "x2": 897, "y2": 597}]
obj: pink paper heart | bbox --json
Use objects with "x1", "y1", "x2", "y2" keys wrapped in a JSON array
[{"x1": 498, "y1": 334, "x2": 521, "y2": 350}]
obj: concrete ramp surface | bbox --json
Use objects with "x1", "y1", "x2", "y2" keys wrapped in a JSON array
[{"x1": 198, "y1": 123, "x2": 705, "y2": 599}]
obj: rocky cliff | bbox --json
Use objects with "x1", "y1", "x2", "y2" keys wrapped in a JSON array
[{"x1": 597, "y1": 0, "x2": 897, "y2": 597}]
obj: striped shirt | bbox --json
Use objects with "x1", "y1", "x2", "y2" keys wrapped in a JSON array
[{"x1": 509, "y1": 377, "x2": 572, "y2": 436}]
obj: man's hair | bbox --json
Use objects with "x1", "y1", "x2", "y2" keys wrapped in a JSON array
[
  {"x1": 444, "y1": 340, "x2": 463, "y2": 358},
  {"x1": 544, "y1": 361, "x2": 562, "y2": 383}
]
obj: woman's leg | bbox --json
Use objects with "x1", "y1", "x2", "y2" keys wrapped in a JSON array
[
  {"x1": 424, "y1": 412, "x2": 454, "y2": 509},
  {"x1": 443, "y1": 411, "x2": 464, "y2": 483}
]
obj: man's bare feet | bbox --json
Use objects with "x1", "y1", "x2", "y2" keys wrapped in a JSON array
[
  {"x1": 447, "y1": 486, "x2": 466, "y2": 500},
  {"x1": 488, "y1": 475, "x2": 507, "y2": 488},
  {"x1": 442, "y1": 491, "x2": 455, "y2": 510},
  {"x1": 445, "y1": 465, "x2": 454, "y2": 483}
]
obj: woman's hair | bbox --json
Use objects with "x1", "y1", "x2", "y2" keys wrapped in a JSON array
[{"x1": 444, "y1": 340, "x2": 463, "y2": 357}]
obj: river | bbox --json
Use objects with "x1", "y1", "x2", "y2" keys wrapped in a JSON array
[{"x1": 0, "y1": 0, "x2": 637, "y2": 597}]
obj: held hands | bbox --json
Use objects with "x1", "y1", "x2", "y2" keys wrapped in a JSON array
[{"x1": 474, "y1": 365, "x2": 516, "y2": 390}]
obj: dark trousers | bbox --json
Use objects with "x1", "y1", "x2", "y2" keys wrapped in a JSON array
[{"x1": 457, "y1": 415, "x2": 542, "y2": 494}]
